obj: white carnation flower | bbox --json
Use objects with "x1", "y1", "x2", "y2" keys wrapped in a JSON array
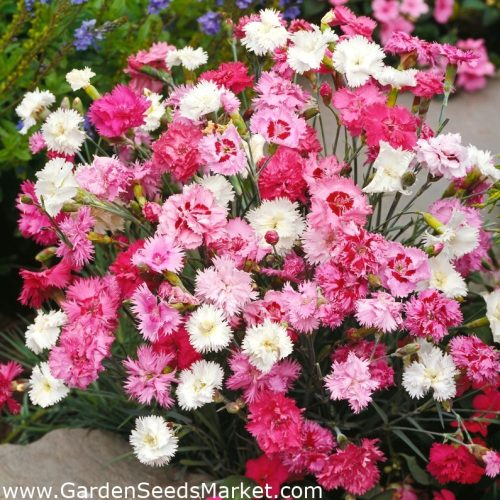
[
  {"x1": 467, "y1": 145, "x2": 500, "y2": 183},
  {"x1": 29, "y1": 362, "x2": 69, "y2": 408},
  {"x1": 246, "y1": 198, "x2": 305, "y2": 256},
  {"x1": 176, "y1": 360, "x2": 224, "y2": 410},
  {"x1": 242, "y1": 9, "x2": 289, "y2": 56},
  {"x1": 179, "y1": 80, "x2": 223, "y2": 121},
  {"x1": 428, "y1": 254, "x2": 467, "y2": 298},
  {"x1": 41, "y1": 108, "x2": 85, "y2": 155},
  {"x1": 15, "y1": 88, "x2": 55, "y2": 134},
  {"x1": 66, "y1": 67, "x2": 95, "y2": 91},
  {"x1": 242, "y1": 319, "x2": 293, "y2": 373},
  {"x1": 332, "y1": 35, "x2": 385, "y2": 87},
  {"x1": 141, "y1": 89, "x2": 166, "y2": 132},
  {"x1": 129, "y1": 416, "x2": 178, "y2": 467},
  {"x1": 25, "y1": 310, "x2": 66, "y2": 354},
  {"x1": 197, "y1": 174, "x2": 235, "y2": 208},
  {"x1": 402, "y1": 340, "x2": 458, "y2": 402},
  {"x1": 484, "y1": 289, "x2": 500, "y2": 342},
  {"x1": 34, "y1": 157, "x2": 79, "y2": 216},
  {"x1": 363, "y1": 141, "x2": 415, "y2": 194},
  {"x1": 287, "y1": 26, "x2": 338, "y2": 74},
  {"x1": 166, "y1": 46, "x2": 208, "y2": 71},
  {"x1": 186, "y1": 304, "x2": 232, "y2": 353},
  {"x1": 424, "y1": 211, "x2": 479, "y2": 259},
  {"x1": 373, "y1": 66, "x2": 417, "y2": 89}
]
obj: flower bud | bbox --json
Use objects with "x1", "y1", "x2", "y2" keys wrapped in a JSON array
[
  {"x1": 35, "y1": 247, "x2": 57, "y2": 263},
  {"x1": 394, "y1": 343, "x2": 421, "y2": 357},
  {"x1": 319, "y1": 82, "x2": 333, "y2": 105},
  {"x1": 265, "y1": 230, "x2": 279, "y2": 246},
  {"x1": 20, "y1": 194, "x2": 34, "y2": 205},
  {"x1": 402, "y1": 171, "x2": 416, "y2": 187}
]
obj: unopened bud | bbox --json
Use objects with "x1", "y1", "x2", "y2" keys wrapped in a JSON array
[
  {"x1": 88, "y1": 232, "x2": 113, "y2": 244},
  {"x1": 394, "y1": 343, "x2": 421, "y2": 357},
  {"x1": 402, "y1": 171, "x2": 416, "y2": 187},
  {"x1": 60, "y1": 97, "x2": 70, "y2": 109},
  {"x1": 72, "y1": 97, "x2": 84, "y2": 115},
  {"x1": 321, "y1": 10, "x2": 335, "y2": 26},
  {"x1": 319, "y1": 82, "x2": 333, "y2": 105},
  {"x1": 336, "y1": 433, "x2": 349, "y2": 449},
  {"x1": 20, "y1": 194, "x2": 33, "y2": 205},
  {"x1": 441, "y1": 400, "x2": 452, "y2": 412},
  {"x1": 62, "y1": 202, "x2": 80, "y2": 213},
  {"x1": 35, "y1": 247, "x2": 57, "y2": 263},
  {"x1": 265, "y1": 230, "x2": 279, "y2": 246},
  {"x1": 226, "y1": 402, "x2": 242, "y2": 414},
  {"x1": 368, "y1": 273, "x2": 382, "y2": 288},
  {"x1": 420, "y1": 212, "x2": 445, "y2": 233},
  {"x1": 212, "y1": 390, "x2": 225, "y2": 404},
  {"x1": 303, "y1": 108, "x2": 320, "y2": 120}
]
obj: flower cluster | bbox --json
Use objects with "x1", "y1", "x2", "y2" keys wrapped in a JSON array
[{"x1": 9, "y1": 7, "x2": 499, "y2": 498}]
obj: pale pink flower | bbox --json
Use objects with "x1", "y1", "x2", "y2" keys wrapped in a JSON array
[
  {"x1": 124, "y1": 345, "x2": 176, "y2": 408},
  {"x1": 355, "y1": 292, "x2": 403, "y2": 333},
  {"x1": 227, "y1": 351, "x2": 300, "y2": 402},
  {"x1": 56, "y1": 206, "x2": 95, "y2": 269},
  {"x1": 282, "y1": 281, "x2": 320, "y2": 333},
  {"x1": 29, "y1": 132, "x2": 46, "y2": 154},
  {"x1": 195, "y1": 255, "x2": 257, "y2": 317},
  {"x1": 416, "y1": 133, "x2": 468, "y2": 179},
  {"x1": 324, "y1": 352, "x2": 380, "y2": 413},
  {"x1": 157, "y1": 184, "x2": 227, "y2": 250},
  {"x1": 76, "y1": 156, "x2": 133, "y2": 202},
  {"x1": 372, "y1": 0, "x2": 399, "y2": 23},
  {"x1": 199, "y1": 124, "x2": 247, "y2": 175},
  {"x1": 456, "y1": 39, "x2": 495, "y2": 92},
  {"x1": 484, "y1": 451, "x2": 500, "y2": 478},
  {"x1": 434, "y1": 0, "x2": 453, "y2": 24},
  {"x1": 250, "y1": 107, "x2": 306, "y2": 149},
  {"x1": 400, "y1": 0, "x2": 428, "y2": 18},
  {"x1": 132, "y1": 235, "x2": 184, "y2": 274},
  {"x1": 130, "y1": 284, "x2": 182, "y2": 342}
]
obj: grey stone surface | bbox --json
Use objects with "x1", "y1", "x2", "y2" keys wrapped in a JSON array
[{"x1": 0, "y1": 429, "x2": 210, "y2": 499}]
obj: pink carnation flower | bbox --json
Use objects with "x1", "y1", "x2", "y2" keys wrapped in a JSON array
[
  {"x1": 246, "y1": 392, "x2": 304, "y2": 455},
  {"x1": 130, "y1": 284, "x2": 182, "y2": 342},
  {"x1": 282, "y1": 281, "x2": 320, "y2": 333},
  {"x1": 227, "y1": 351, "x2": 300, "y2": 403},
  {"x1": 0, "y1": 361, "x2": 23, "y2": 414},
  {"x1": 449, "y1": 335, "x2": 499, "y2": 385},
  {"x1": 245, "y1": 455, "x2": 289, "y2": 499},
  {"x1": 131, "y1": 235, "x2": 184, "y2": 274},
  {"x1": 416, "y1": 133, "x2": 468, "y2": 179},
  {"x1": 400, "y1": 0, "x2": 428, "y2": 18},
  {"x1": 404, "y1": 290, "x2": 463, "y2": 342},
  {"x1": 200, "y1": 62, "x2": 254, "y2": 94},
  {"x1": 329, "y1": 6, "x2": 377, "y2": 39},
  {"x1": 324, "y1": 352, "x2": 380, "y2": 413},
  {"x1": 484, "y1": 450, "x2": 500, "y2": 478},
  {"x1": 124, "y1": 345, "x2": 177, "y2": 408},
  {"x1": 258, "y1": 146, "x2": 307, "y2": 203},
  {"x1": 456, "y1": 39, "x2": 495, "y2": 92},
  {"x1": 56, "y1": 206, "x2": 95, "y2": 269},
  {"x1": 89, "y1": 85, "x2": 148, "y2": 138},
  {"x1": 434, "y1": 0, "x2": 453, "y2": 24},
  {"x1": 199, "y1": 124, "x2": 247, "y2": 176},
  {"x1": 355, "y1": 292, "x2": 403, "y2": 333},
  {"x1": 303, "y1": 155, "x2": 345, "y2": 188},
  {"x1": 195, "y1": 255, "x2": 257, "y2": 317},
  {"x1": 76, "y1": 156, "x2": 133, "y2": 202},
  {"x1": 316, "y1": 439, "x2": 385, "y2": 495},
  {"x1": 309, "y1": 176, "x2": 372, "y2": 232},
  {"x1": 372, "y1": 0, "x2": 399, "y2": 23},
  {"x1": 28, "y1": 131, "x2": 46, "y2": 154},
  {"x1": 333, "y1": 341, "x2": 394, "y2": 390},
  {"x1": 379, "y1": 242, "x2": 430, "y2": 297},
  {"x1": 152, "y1": 120, "x2": 203, "y2": 183},
  {"x1": 250, "y1": 107, "x2": 306, "y2": 149},
  {"x1": 158, "y1": 184, "x2": 227, "y2": 250}
]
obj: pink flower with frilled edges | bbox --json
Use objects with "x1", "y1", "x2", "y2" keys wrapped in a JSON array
[
  {"x1": 484, "y1": 451, "x2": 500, "y2": 478},
  {"x1": 456, "y1": 39, "x2": 495, "y2": 92},
  {"x1": 433, "y1": 0, "x2": 453, "y2": 24},
  {"x1": 355, "y1": 292, "x2": 403, "y2": 333},
  {"x1": 158, "y1": 184, "x2": 227, "y2": 250},
  {"x1": 200, "y1": 62, "x2": 254, "y2": 94},
  {"x1": 132, "y1": 235, "x2": 184, "y2": 274},
  {"x1": 199, "y1": 124, "x2": 247, "y2": 176},
  {"x1": 253, "y1": 71, "x2": 310, "y2": 111},
  {"x1": 0, "y1": 361, "x2": 23, "y2": 414},
  {"x1": 282, "y1": 281, "x2": 320, "y2": 333},
  {"x1": 130, "y1": 284, "x2": 182, "y2": 342},
  {"x1": 329, "y1": 6, "x2": 377, "y2": 39},
  {"x1": 89, "y1": 85, "x2": 148, "y2": 138},
  {"x1": 324, "y1": 352, "x2": 380, "y2": 413},
  {"x1": 124, "y1": 345, "x2": 177, "y2": 408}
]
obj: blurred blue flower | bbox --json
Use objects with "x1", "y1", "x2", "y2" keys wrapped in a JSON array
[
  {"x1": 148, "y1": 0, "x2": 171, "y2": 14},
  {"x1": 197, "y1": 11, "x2": 221, "y2": 36}
]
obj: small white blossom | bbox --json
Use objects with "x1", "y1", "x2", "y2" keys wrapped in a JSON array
[
  {"x1": 129, "y1": 416, "x2": 178, "y2": 467},
  {"x1": 197, "y1": 174, "x2": 235, "y2": 208},
  {"x1": 176, "y1": 360, "x2": 224, "y2": 410},
  {"x1": 242, "y1": 9, "x2": 289, "y2": 56},
  {"x1": 242, "y1": 319, "x2": 293, "y2": 373},
  {"x1": 186, "y1": 304, "x2": 232, "y2": 353},
  {"x1": 332, "y1": 35, "x2": 385, "y2": 87},
  {"x1": 141, "y1": 89, "x2": 166, "y2": 132},
  {"x1": 29, "y1": 362, "x2": 69, "y2": 408},
  {"x1": 402, "y1": 340, "x2": 458, "y2": 401},
  {"x1": 484, "y1": 289, "x2": 500, "y2": 342},
  {"x1": 287, "y1": 26, "x2": 338, "y2": 74},
  {"x1": 467, "y1": 145, "x2": 500, "y2": 183},
  {"x1": 16, "y1": 89, "x2": 55, "y2": 134},
  {"x1": 34, "y1": 157, "x2": 79, "y2": 216},
  {"x1": 246, "y1": 198, "x2": 305, "y2": 256},
  {"x1": 25, "y1": 310, "x2": 66, "y2": 354},
  {"x1": 166, "y1": 47, "x2": 208, "y2": 71},
  {"x1": 179, "y1": 80, "x2": 223, "y2": 121},
  {"x1": 424, "y1": 211, "x2": 479, "y2": 259},
  {"x1": 66, "y1": 67, "x2": 95, "y2": 91},
  {"x1": 428, "y1": 254, "x2": 467, "y2": 298},
  {"x1": 41, "y1": 108, "x2": 85, "y2": 155},
  {"x1": 373, "y1": 66, "x2": 417, "y2": 88},
  {"x1": 363, "y1": 141, "x2": 415, "y2": 194}
]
